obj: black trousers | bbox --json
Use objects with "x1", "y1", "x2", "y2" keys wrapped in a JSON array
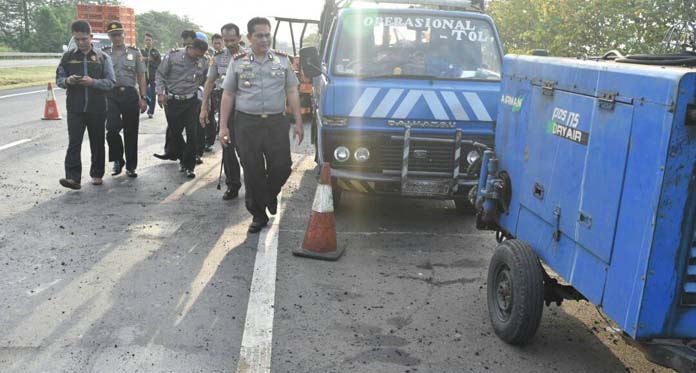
[
  {"x1": 146, "y1": 80, "x2": 156, "y2": 116},
  {"x1": 223, "y1": 114, "x2": 242, "y2": 191},
  {"x1": 65, "y1": 112, "x2": 106, "y2": 182},
  {"x1": 163, "y1": 97, "x2": 198, "y2": 170},
  {"x1": 106, "y1": 87, "x2": 140, "y2": 171},
  {"x1": 234, "y1": 112, "x2": 292, "y2": 222},
  {"x1": 196, "y1": 96, "x2": 218, "y2": 155}
]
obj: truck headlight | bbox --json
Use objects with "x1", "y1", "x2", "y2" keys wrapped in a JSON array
[
  {"x1": 323, "y1": 116, "x2": 348, "y2": 127},
  {"x1": 466, "y1": 150, "x2": 481, "y2": 165},
  {"x1": 334, "y1": 146, "x2": 350, "y2": 162},
  {"x1": 354, "y1": 148, "x2": 370, "y2": 162}
]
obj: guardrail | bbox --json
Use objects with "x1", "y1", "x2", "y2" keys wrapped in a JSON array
[{"x1": 0, "y1": 53, "x2": 62, "y2": 60}]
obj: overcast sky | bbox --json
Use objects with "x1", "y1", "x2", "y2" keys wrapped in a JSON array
[{"x1": 122, "y1": 0, "x2": 324, "y2": 43}]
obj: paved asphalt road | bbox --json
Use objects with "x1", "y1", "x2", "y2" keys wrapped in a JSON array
[
  {"x1": 0, "y1": 86, "x2": 672, "y2": 372},
  {"x1": 0, "y1": 59, "x2": 61, "y2": 68}
]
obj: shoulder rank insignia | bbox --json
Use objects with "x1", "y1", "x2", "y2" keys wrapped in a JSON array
[
  {"x1": 101, "y1": 46, "x2": 111, "y2": 52},
  {"x1": 273, "y1": 50, "x2": 288, "y2": 57},
  {"x1": 232, "y1": 52, "x2": 247, "y2": 60}
]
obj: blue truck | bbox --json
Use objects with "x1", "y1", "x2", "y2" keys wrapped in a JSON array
[
  {"x1": 475, "y1": 52, "x2": 696, "y2": 371},
  {"x1": 300, "y1": 0, "x2": 502, "y2": 211}
]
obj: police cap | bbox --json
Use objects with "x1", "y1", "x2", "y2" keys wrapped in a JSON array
[{"x1": 107, "y1": 21, "x2": 124, "y2": 35}]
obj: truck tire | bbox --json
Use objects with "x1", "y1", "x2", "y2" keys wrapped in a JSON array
[{"x1": 487, "y1": 239, "x2": 544, "y2": 345}]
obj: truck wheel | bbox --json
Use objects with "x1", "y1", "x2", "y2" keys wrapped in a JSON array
[{"x1": 487, "y1": 239, "x2": 544, "y2": 345}]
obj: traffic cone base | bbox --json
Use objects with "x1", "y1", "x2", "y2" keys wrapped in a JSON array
[
  {"x1": 292, "y1": 244, "x2": 345, "y2": 261},
  {"x1": 292, "y1": 164, "x2": 344, "y2": 261},
  {"x1": 42, "y1": 82, "x2": 62, "y2": 120}
]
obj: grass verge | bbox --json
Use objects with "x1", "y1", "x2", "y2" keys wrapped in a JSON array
[{"x1": 0, "y1": 66, "x2": 56, "y2": 90}]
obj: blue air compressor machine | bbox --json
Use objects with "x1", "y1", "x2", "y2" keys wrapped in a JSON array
[{"x1": 474, "y1": 51, "x2": 696, "y2": 372}]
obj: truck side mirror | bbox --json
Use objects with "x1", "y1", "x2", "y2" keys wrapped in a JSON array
[
  {"x1": 531, "y1": 49, "x2": 549, "y2": 56},
  {"x1": 300, "y1": 47, "x2": 322, "y2": 79}
]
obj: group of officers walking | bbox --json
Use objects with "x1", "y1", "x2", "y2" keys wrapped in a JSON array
[{"x1": 55, "y1": 17, "x2": 304, "y2": 233}]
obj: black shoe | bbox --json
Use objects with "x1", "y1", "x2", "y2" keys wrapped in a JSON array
[
  {"x1": 267, "y1": 197, "x2": 278, "y2": 215},
  {"x1": 111, "y1": 160, "x2": 124, "y2": 176},
  {"x1": 185, "y1": 169, "x2": 196, "y2": 179},
  {"x1": 248, "y1": 220, "x2": 268, "y2": 234},
  {"x1": 148, "y1": 114, "x2": 153, "y2": 119},
  {"x1": 59, "y1": 178, "x2": 81, "y2": 190},
  {"x1": 222, "y1": 188, "x2": 239, "y2": 200},
  {"x1": 195, "y1": 156, "x2": 203, "y2": 165},
  {"x1": 126, "y1": 169, "x2": 138, "y2": 178},
  {"x1": 154, "y1": 153, "x2": 177, "y2": 161}
]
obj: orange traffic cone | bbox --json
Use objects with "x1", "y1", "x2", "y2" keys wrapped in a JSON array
[
  {"x1": 42, "y1": 82, "x2": 62, "y2": 120},
  {"x1": 293, "y1": 163, "x2": 344, "y2": 261}
]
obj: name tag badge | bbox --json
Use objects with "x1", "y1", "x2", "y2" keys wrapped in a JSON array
[
  {"x1": 271, "y1": 63, "x2": 283, "y2": 70},
  {"x1": 127, "y1": 53, "x2": 134, "y2": 61},
  {"x1": 242, "y1": 65, "x2": 253, "y2": 72}
]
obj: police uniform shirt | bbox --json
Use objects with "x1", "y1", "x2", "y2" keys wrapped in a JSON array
[
  {"x1": 155, "y1": 48, "x2": 208, "y2": 96},
  {"x1": 102, "y1": 46, "x2": 146, "y2": 88},
  {"x1": 222, "y1": 50, "x2": 299, "y2": 115},
  {"x1": 207, "y1": 48, "x2": 233, "y2": 90}
]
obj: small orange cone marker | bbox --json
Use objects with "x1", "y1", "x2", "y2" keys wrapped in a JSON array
[
  {"x1": 42, "y1": 82, "x2": 62, "y2": 120},
  {"x1": 293, "y1": 163, "x2": 344, "y2": 261}
]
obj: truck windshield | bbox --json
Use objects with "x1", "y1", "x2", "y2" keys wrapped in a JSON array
[{"x1": 333, "y1": 13, "x2": 501, "y2": 80}]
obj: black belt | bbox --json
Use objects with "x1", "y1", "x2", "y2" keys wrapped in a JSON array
[
  {"x1": 167, "y1": 93, "x2": 196, "y2": 100},
  {"x1": 237, "y1": 111, "x2": 284, "y2": 119},
  {"x1": 112, "y1": 86, "x2": 136, "y2": 94}
]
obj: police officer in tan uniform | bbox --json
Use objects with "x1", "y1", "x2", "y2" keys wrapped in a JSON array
[
  {"x1": 155, "y1": 38, "x2": 208, "y2": 178},
  {"x1": 103, "y1": 21, "x2": 148, "y2": 178},
  {"x1": 200, "y1": 23, "x2": 244, "y2": 200},
  {"x1": 219, "y1": 17, "x2": 304, "y2": 233}
]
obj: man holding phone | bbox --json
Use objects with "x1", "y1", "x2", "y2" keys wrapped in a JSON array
[{"x1": 56, "y1": 20, "x2": 116, "y2": 190}]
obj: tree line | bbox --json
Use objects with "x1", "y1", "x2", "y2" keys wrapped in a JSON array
[
  {"x1": 1, "y1": 0, "x2": 694, "y2": 55},
  {"x1": 0, "y1": 0, "x2": 202, "y2": 52},
  {"x1": 489, "y1": 0, "x2": 696, "y2": 56}
]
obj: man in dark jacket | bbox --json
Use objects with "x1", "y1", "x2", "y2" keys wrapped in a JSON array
[
  {"x1": 56, "y1": 20, "x2": 116, "y2": 190},
  {"x1": 141, "y1": 32, "x2": 161, "y2": 118}
]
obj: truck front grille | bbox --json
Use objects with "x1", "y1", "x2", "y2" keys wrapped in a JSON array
[{"x1": 322, "y1": 131, "x2": 492, "y2": 178}]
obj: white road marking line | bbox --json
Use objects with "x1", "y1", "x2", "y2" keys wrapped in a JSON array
[
  {"x1": 0, "y1": 138, "x2": 32, "y2": 151},
  {"x1": 236, "y1": 192, "x2": 283, "y2": 373},
  {"x1": 235, "y1": 154, "x2": 309, "y2": 373},
  {"x1": 27, "y1": 279, "x2": 62, "y2": 296},
  {"x1": 0, "y1": 88, "x2": 62, "y2": 99}
]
